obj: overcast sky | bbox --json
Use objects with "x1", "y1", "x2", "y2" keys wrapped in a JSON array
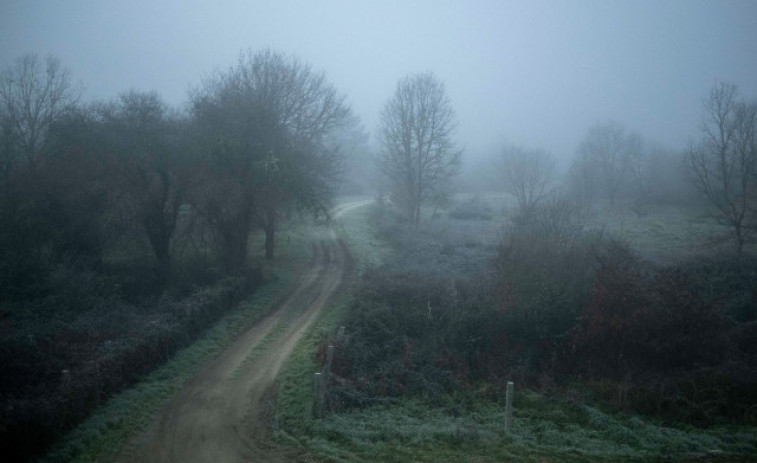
[{"x1": 2, "y1": 0, "x2": 756, "y2": 166}]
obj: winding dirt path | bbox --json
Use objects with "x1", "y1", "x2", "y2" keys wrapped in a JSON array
[{"x1": 117, "y1": 200, "x2": 370, "y2": 463}]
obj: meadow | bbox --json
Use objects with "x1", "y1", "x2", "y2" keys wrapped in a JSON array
[{"x1": 273, "y1": 195, "x2": 757, "y2": 462}]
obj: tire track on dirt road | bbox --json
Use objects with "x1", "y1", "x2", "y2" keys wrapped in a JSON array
[{"x1": 117, "y1": 200, "x2": 371, "y2": 463}]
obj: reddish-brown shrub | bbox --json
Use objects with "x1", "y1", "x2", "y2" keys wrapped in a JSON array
[{"x1": 573, "y1": 246, "x2": 728, "y2": 378}]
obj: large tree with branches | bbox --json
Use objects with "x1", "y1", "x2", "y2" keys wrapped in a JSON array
[
  {"x1": 378, "y1": 72, "x2": 461, "y2": 224},
  {"x1": 190, "y1": 49, "x2": 348, "y2": 265}
]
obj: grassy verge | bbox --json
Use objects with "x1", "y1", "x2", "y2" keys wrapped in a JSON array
[
  {"x1": 273, "y1": 201, "x2": 389, "y2": 452},
  {"x1": 40, "y1": 221, "x2": 314, "y2": 463},
  {"x1": 294, "y1": 392, "x2": 757, "y2": 462},
  {"x1": 273, "y1": 291, "x2": 353, "y2": 449}
]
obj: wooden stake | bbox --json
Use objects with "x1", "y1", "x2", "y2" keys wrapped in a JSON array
[
  {"x1": 325, "y1": 345, "x2": 335, "y2": 378},
  {"x1": 313, "y1": 372, "x2": 324, "y2": 418},
  {"x1": 505, "y1": 381, "x2": 514, "y2": 433}
]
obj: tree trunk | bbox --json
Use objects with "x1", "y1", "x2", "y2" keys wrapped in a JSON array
[
  {"x1": 264, "y1": 208, "x2": 277, "y2": 260},
  {"x1": 735, "y1": 223, "x2": 744, "y2": 257},
  {"x1": 144, "y1": 217, "x2": 171, "y2": 286},
  {"x1": 154, "y1": 240, "x2": 171, "y2": 285},
  {"x1": 219, "y1": 209, "x2": 251, "y2": 273},
  {"x1": 264, "y1": 224, "x2": 275, "y2": 260},
  {"x1": 412, "y1": 189, "x2": 422, "y2": 225}
]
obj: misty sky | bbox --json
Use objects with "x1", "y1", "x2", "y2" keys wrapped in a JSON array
[{"x1": 2, "y1": 0, "x2": 756, "y2": 167}]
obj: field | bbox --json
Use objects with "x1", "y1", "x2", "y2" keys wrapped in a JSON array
[
  {"x1": 594, "y1": 202, "x2": 754, "y2": 263},
  {"x1": 454, "y1": 193, "x2": 750, "y2": 264},
  {"x1": 273, "y1": 195, "x2": 757, "y2": 462}
]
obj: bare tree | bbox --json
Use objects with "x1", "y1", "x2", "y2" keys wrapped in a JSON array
[
  {"x1": 687, "y1": 82, "x2": 756, "y2": 255},
  {"x1": 0, "y1": 54, "x2": 81, "y2": 170},
  {"x1": 498, "y1": 144, "x2": 555, "y2": 213},
  {"x1": 99, "y1": 90, "x2": 184, "y2": 283},
  {"x1": 188, "y1": 69, "x2": 257, "y2": 272},
  {"x1": 378, "y1": 72, "x2": 461, "y2": 224},
  {"x1": 572, "y1": 120, "x2": 635, "y2": 206},
  {"x1": 191, "y1": 49, "x2": 348, "y2": 264},
  {"x1": 244, "y1": 50, "x2": 348, "y2": 259}
]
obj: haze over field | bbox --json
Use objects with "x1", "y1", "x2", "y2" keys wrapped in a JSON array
[
  {"x1": 2, "y1": 0, "x2": 756, "y2": 165},
  {"x1": 3, "y1": 3, "x2": 757, "y2": 462}
]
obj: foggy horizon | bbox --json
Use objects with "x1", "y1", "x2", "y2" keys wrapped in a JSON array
[
  {"x1": 2, "y1": 0, "x2": 756, "y2": 166},
  {"x1": 3, "y1": 2, "x2": 757, "y2": 461}
]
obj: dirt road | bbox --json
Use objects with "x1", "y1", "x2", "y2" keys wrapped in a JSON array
[{"x1": 117, "y1": 200, "x2": 370, "y2": 463}]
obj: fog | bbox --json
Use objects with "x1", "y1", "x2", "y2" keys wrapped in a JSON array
[
  {"x1": 3, "y1": 0, "x2": 755, "y2": 166},
  {"x1": 4, "y1": 3, "x2": 757, "y2": 460}
]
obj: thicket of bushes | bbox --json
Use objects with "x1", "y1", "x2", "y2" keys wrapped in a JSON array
[
  {"x1": 323, "y1": 202, "x2": 757, "y2": 426},
  {"x1": 0, "y1": 273, "x2": 260, "y2": 462}
]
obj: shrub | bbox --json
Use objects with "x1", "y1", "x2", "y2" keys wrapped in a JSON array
[
  {"x1": 327, "y1": 271, "x2": 500, "y2": 409},
  {"x1": 681, "y1": 256, "x2": 757, "y2": 323},
  {"x1": 576, "y1": 249, "x2": 728, "y2": 376},
  {"x1": 491, "y1": 198, "x2": 600, "y2": 350},
  {"x1": 0, "y1": 273, "x2": 261, "y2": 462}
]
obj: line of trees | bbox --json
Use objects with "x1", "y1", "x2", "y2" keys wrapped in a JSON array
[
  {"x1": 494, "y1": 120, "x2": 683, "y2": 220},
  {"x1": 0, "y1": 50, "x2": 351, "y2": 301},
  {"x1": 491, "y1": 82, "x2": 755, "y2": 256}
]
